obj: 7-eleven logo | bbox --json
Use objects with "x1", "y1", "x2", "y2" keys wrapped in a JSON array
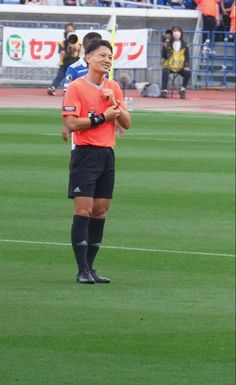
[{"x1": 6, "y1": 34, "x2": 25, "y2": 61}]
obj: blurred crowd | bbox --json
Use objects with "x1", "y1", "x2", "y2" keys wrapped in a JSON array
[{"x1": 0, "y1": 0, "x2": 207, "y2": 8}]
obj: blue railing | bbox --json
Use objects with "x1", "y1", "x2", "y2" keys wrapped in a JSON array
[{"x1": 114, "y1": 29, "x2": 235, "y2": 89}]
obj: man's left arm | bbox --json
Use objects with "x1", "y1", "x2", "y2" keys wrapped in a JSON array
[
  {"x1": 115, "y1": 84, "x2": 131, "y2": 129},
  {"x1": 101, "y1": 85, "x2": 131, "y2": 130},
  {"x1": 116, "y1": 107, "x2": 131, "y2": 130}
]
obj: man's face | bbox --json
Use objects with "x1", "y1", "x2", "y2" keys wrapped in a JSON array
[{"x1": 86, "y1": 46, "x2": 112, "y2": 74}]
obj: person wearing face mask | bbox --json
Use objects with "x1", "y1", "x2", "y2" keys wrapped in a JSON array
[
  {"x1": 160, "y1": 26, "x2": 191, "y2": 99},
  {"x1": 47, "y1": 23, "x2": 82, "y2": 96}
]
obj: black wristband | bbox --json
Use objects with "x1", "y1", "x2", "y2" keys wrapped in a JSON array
[{"x1": 90, "y1": 113, "x2": 105, "y2": 127}]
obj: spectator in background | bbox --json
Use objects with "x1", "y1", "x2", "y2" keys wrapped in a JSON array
[
  {"x1": 97, "y1": 0, "x2": 111, "y2": 5},
  {"x1": 47, "y1": 23, "x2": 82, "y2": 96},
  {"x1": 63, "y1": 0, "x2": 77, "y2": 4},
  {"x1": 168, "y1": 0, "x2": 184, "y2": 7},
  {"x1": 195, "y1": 0, "x2": 221, "y2": 44},
  {"x1": 25, "y1": 0, "x2": 42, "y2": 3},
  {"x1": 43, "y1": 0, "x2": 61, "y2": 4},
  {"x1": 183, "y1": 0, "x2": 197, "y2": 9},
  {"x1": 160, "y1": 26, "x2": 191, "y2": 99},
  {"x1": 2, "y1": 0, "x2": 22, "y2": 3},
  {"x1": 220, "y1": 0, "x2": 234, "y2": 31},
  {"x1": 214, "y1": 0, "x2": 234, "y2": 41}
]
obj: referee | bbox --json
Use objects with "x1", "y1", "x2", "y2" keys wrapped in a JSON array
[{"x1": 62, "y1": 40, "x2": 131, "y2": 284}]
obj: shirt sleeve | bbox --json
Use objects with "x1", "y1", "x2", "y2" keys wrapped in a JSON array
[
  {"x1": 64, "y1": 66, "x2": 76, "y2": 91},
  {"x1": 62, "y1": 82, "x2": 81, "y2": 117},
  {"x1": 66, "y1": 66, "x2": 77, "y2": 83}
]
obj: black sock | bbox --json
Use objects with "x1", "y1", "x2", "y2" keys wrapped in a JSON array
[
  {"x1": 71, "y1": 215, "x2": 90, "y2": 273},
  {"x1": 87, "y1": 218, "x2": 105, "y2": 269}
]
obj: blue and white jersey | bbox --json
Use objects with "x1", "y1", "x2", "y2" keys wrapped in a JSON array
[{"x1": 64, "y1": 57, "x2": 88, "y2": 91}]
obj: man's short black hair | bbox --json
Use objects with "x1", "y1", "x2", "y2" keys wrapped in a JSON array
[
  {"x1": 83, "y1": 32, "x2": 102, "y2": 48},
  {"x1": 85, "y1": 39, "x2": 113, "y2": 55}
]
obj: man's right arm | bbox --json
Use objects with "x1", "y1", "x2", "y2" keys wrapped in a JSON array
[
  {"x1": 63, "y1": 106, "x2": 121, "y2": 133},
  {"x1": 63, "y1": 115, "x2": 93, "y2": 132}
]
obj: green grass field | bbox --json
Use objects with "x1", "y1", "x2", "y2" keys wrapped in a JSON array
[{"x1": 0, "y1": 108, "x2": 235, "y2": 385}]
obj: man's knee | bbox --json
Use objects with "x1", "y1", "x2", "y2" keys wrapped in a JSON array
[
  {"x1": 92, "y1": 199, "x2": 110, "y2": 219},
  {"x1": 92, "y1": 207, "x2": 109, "y2": 219},
  {"x1": 74, "y1": 197, "x2": 93, "y2": 217}
]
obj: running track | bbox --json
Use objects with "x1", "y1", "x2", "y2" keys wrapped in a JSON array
[{"x1": 0, "y1": 87, "x2": 235, "y2": 115}]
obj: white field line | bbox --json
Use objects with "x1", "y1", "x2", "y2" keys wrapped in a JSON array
[{"x1": 0, "y1": 239, "x2": 235, "y2": 258}]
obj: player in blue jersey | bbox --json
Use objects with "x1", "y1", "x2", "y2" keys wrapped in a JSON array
[{"x1": 63, "y1": 57, "x2": 88, "y2": 92}]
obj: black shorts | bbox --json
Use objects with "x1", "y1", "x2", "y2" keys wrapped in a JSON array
[{"x1": 68, "y1": 145, "x2": 115, "y2": 199}]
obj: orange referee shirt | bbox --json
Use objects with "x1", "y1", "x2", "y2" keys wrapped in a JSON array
[
  {"x1": 62, "y1": 77, "x2": 125, "y2": 147},
  {"x1": 195, "y1": 0, "x2": 220, "y2": 18}
]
